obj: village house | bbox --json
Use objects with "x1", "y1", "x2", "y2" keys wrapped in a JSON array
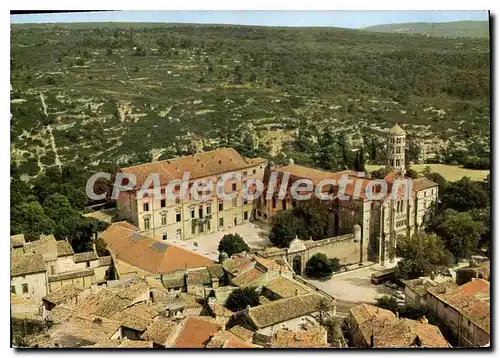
[
  {"x1": 346, "y1": 303, "x2": 449, "y2": 348},
  {"x1": 425, "y1": 279, "x2": 490, "y2": 347},
  {"x1": 404, "y1": 277, "x2": 438, "y2": 308},
  {"x1": 270, "y1": 325, "x2": 328, "y2": 348},
  {"x1": 227, "y1": 293, "x2": 333, "y2": 337},
  {"x1": 117, "y1": 147, "x2": 267, "y2": 241},
  {"x1": 10, "y1": 234, "x2": 113, "y2": 301}
]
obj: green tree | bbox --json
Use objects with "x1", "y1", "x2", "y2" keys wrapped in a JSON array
[
  {"x1": 305, "y1": 253, "x2": 335, "y2": 278},
  {"x1": 11, "y1": 202, "x2": 56, "y2": 241},
  {"x1": 392, "y1": 232, "x2": 447, "y2": 279},
  {"x1": 371, "y1": 166, "x2": 391, "y2": 179},
  {"x1": 405, "y1": 167, "x2": 419, "y2": 179},
  {"x1": 269, "y1": 210, "x2": 301, "y2": 248},
  {"x1": 433, "y1": 209, "x2": 484, "y2": 262},
  {"x1": 441, "y1": 177, "x2": 489, "y2": 212},
  {"x1": 217, "y1": 233, "x2": 250, "y2": 257},
  {"x1": 424, "y1": 172, "x2": 448, "y2": 191},
  {"x1": 375, "y1": 295, "x2": 399, "y2": 313},
  {"x1": 293, "y1": 198, "x2": 330, "y2": 241},
  {"x1": 225, "y1": 286, "x2": 260, "y2": 312},
  {"x1": 11, "y1": 177, "x2": 36, "y2": 207}
]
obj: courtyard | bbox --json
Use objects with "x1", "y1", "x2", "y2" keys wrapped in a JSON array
[
  {"x1": 165, "y1": 220, "x2": 271, "y2": 261},
  {"x1": 302, "y1": 262, "x2": 399, "y2": 308}
]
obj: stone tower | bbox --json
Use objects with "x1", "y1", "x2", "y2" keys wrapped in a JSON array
[{"x1": 387, "y1": 123, "x2": 406, "y2": 173}]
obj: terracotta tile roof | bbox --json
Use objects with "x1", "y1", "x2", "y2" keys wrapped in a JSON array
[
  {"x1": 100, "y1": 222, "x2": 214, "y2": 274},
  {"x1": 412, "y1": 177, "x2": 438, "y2": 192},
  {"x1": 11, "y1": 251, "x2": 46, "y2": 277},
  {"x1": 228, "y1": 325, "x2": 255, "y2": 342},
  {"x1": 404, "y1": 278, "x2": 438, "y2": 297},
  {"x1": 206, "y1": 331, "x2": 261, "y2": 348},
  {"x1": 56, "y1": 240, "x2": 74, "y2": 257},
  {"x1": 163, "y1": 292, "x2": 202, "y2": 311},
  {"x1": 141, "y1": 316, "x2": 178, "y2": 346},
  {"x1": 161, "y1": 269, "x2": 186, "y2": 288},
  {"x1": 74, "y1": 251, "x2": 99, "y2": 263},
  {"x1": 10, "y1": 294, "x2": 40, "y2": 319},
  {"x1": 121, "y1": 148, "x2": 266, "y2": 188},
  {"x1": 172, "y1": 316, "x2": 222, "y2": 348},
  {"x1": 350, "y1": 304, "x2": 448, "y2": 348},
  {"x1": 272, "y1": 164, "x2": 357, "y2": 186},
  {"x1": 23, "y1": 234, "x2": 58, "y2": 260},
  {"x1": 46, "y1": 304, "x2": 76, "y2": 324},
  {"x1": 374, "y1": 318, "x2": 448, "y2": 348},
  {"x1": 349, "y1": 303, "x2": 398, "y2": 345},
  {"x1": 83, "y1": 210, "x2": 115, "y2": 224},
  {"x1": 110, "y1": 303, "x2": 159, "y2": 332},
  {"x1": 231, "y1": 267, "x2": 266, "y2": 287},
  {"x1": 207, "y1": 264, "x2": 225, "y2": 280},
  {"x1": 207, "y1": 300, "x2": 233, "y2": 318},
  {"x1": 248, "y1": 293, "x2": 327, "y2": 329},
  {"x1": 73, "y1": 279, "x2": 150, "y2": 319},
  {"x1": 187, "y1": 267, "x2": 211, "y2": 286},
  {"x1": 264, "y1": 276, "x2": 309, "y2": 298},
  {"x1": 427, "y1": 279, "x2": 490, "y2": 334},
  {"x1": 85, "y1": 339, "x2": 154, "y2": 348},
  {"x1": 222, "y1": 253, "x2": 255, "y2": 276},
  {"x1": 271, "y1": 326, "x2": 328, "y2": 348},
  {"x1": 48, "y1": 268, "x2": 94, "y2": 283},
  {"x1": 43, "y1": 283, "x2": 83, "y2": 305},
  {"x1": 29, "y1": 315, "x2": 122, "y2": 348},
  {"x1": 10, "y1": 234, "x2": 25, "y2": 248}
]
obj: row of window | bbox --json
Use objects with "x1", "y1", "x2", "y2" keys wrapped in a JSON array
[
  {"x1": 142, "y1": 195, "x2": 250, "y2": 213},
  {"x1": 391, "y1": 137, "x2": 404, "y2": 144},
  {"x1": 11, "y1": 284, "x2": 28, "y2": 294}
]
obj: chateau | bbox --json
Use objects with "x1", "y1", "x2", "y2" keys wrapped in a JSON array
[{"x1": 117, "y1": 123, "x2": 439, "y2": 265}]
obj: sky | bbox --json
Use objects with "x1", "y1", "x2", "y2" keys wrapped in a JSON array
[{"x1": 10, "y1": 10, "x2": 489, "y2": 28}]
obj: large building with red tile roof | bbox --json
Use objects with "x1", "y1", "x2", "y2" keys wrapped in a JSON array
[{"x1": 117, "y1": 148, "x2": 267, "y2": 241}]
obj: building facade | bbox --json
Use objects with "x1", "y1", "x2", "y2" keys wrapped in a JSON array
[{"x1": 117, "y1": 148, "x2": 267, "y2": 241}]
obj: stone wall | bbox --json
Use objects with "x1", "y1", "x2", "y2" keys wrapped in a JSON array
[{"x1": 306, "y1": 234, "x2": 364, "y2": 266}]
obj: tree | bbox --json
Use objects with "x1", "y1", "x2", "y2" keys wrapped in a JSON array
[
  {"x1": 94, "y1": 236, "x2": 110, "y2": 257},
  {"x1": 375, "y1": 295, "x2": 399, "y2": 313},
  {"x1": 46, "y1": 76, "x2": 56, "y2": 85},
  {"x1": 405, "y1": 167, "x2": 419, "y2": 179},
  {"x1": 42, "y1": 193, "x2": 79, "y2": 222},
  {"x1": 293, "y1": 198, "x2": 330, "y2": 241},
  {"x1": 424, "y1": 172, "x2": 448, "y2": 191},
  {"x1": 217, "y1": 233, "x2": 250, "y2": 257},
  {"x1": 269, "y1": 210, "x2": 301, "y2": 248},
  {"x1": 11, "y1": 177, "x2": 36, "y2": 207},
  {"x1": 371, "y1": 166, "x2": 391, "y2": 179},
  {"x1": 441, "y1": 177, "x2": 489, "y2": 212},
  {"x1": 225, "y1": 287, "x2": 260, "y2": 312},
  {"x1": 305, "y1": 253, "x2": 335, "y2": 278},
  {"x1": 433, "y1": 209, "x2": 484, "y2": 262},
  {"x1": 10, "y1": 202, "x2": 56, "y2": 241},
  {"x1": 392, "y1": 232, "x2": 448, "y2": 279}
]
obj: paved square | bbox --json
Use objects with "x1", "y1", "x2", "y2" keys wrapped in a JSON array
[{"x1": 166, "y1": 221, "x2": 271, "y2": 261}]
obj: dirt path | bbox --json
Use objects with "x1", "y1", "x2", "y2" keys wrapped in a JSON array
[{"x1": 39, "y1": 93, "x2": 62, "y2": 171}]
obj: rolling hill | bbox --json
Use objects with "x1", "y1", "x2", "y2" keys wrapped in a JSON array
[{"x1": 363, "y1": 20, "x2": 489, "y2": 38}]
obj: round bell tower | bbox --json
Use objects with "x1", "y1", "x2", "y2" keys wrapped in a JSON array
[{"x1": 387, "y1": 123, "x2": 406, "y2": 173}]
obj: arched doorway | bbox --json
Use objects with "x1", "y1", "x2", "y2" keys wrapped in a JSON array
[{"x1": 292, "y1": 255, "x2": 302, "y2": 275}]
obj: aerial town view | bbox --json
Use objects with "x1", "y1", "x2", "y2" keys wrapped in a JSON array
[{"x1": 10, "y1": 10, "x2": 490, "y2": 349}]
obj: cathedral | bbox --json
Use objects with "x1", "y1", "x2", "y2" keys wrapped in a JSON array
[{"x1": 257, "y1": 123, "x2": 439, "y2": 264}]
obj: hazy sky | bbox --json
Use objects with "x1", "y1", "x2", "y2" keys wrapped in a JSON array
[{"x1": 10, "y1": 10, "x2": 489, "y2": 28}]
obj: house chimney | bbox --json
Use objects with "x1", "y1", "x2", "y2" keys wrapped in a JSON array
[{"x1": 370, "y1": 334, "x2": 375, "y2": 348}]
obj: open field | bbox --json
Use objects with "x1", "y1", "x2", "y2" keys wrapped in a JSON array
[{"x1": 365, "y1": 163, "x2": 489, "y2": 182}]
